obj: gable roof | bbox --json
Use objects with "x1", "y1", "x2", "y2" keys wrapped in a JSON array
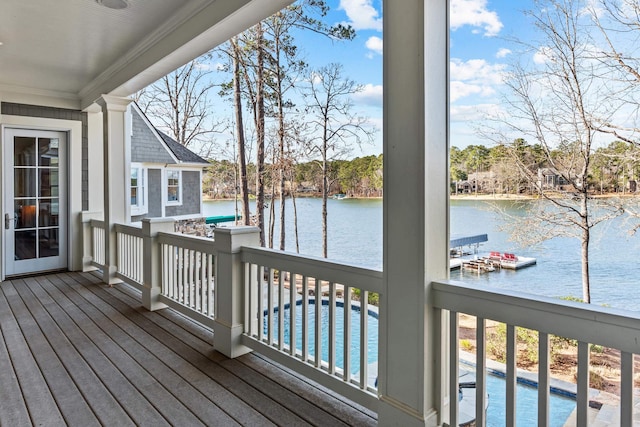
[
  {"x1": 130, "y1": 102, "x2": 209, "y2": 166},
  {"x1": 157, "y1": 131, "x2": 209, "y2": 165}
]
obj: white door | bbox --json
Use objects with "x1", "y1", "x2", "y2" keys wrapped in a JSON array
[{"x1": 4, "y1": 129, "x2": 67, "y2": 276}]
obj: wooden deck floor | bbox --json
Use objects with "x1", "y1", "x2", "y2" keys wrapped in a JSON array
[{"x1": 0, "y1": 271, "x2": 377, "y2": 426}]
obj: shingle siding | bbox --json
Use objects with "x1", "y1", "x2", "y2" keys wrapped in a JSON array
[
  {"x1": 166, "y1": 171, "x2": 201, "y2": 217},
  {"x1": 148, "y1": 169, "x2": 163, "y2": 217},
  {"x1": 130, "y1": 109, "x2": 175, "y2": 164}
]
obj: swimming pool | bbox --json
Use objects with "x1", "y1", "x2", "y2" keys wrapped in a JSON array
[
  {"x1": 266, "y1": 301, "x2": 576, "y2": 425},
  {"x1": 266, "y1": 299, "x2": 378, "y2": 375},
  {"x1": 461, "y1": 366, "x2": 576, "y2": 426}
]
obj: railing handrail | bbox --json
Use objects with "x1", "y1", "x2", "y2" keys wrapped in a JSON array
[
  {"x1": 114, "y1": 222, "x2": 143, "y2": 238},
  {"x1": 240, "y1": 246, "x2": 383, "y2": 294},
  {"x1": 432, "y1": 280, "x2": 640, "y2": 354},
  {"x1": 90, "y1": 218, "x2": 105, "y2": 228},
  {"x1": 157, "y1": 231, "x2": 218, "y2": 254}
]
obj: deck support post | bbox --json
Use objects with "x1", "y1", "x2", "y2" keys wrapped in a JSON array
[
  {"x1": 213, "y1": 226, "x2": 261, "y2": 358},
  {"x1": 378, "y1": 0, "x2": 449, "y2": 426},
  {"x1": 141, "y1": 218, "x2": 175, "y2": 311},
  {"x1": 96, "y1": 95, "x2": 132, "y2": 286}
]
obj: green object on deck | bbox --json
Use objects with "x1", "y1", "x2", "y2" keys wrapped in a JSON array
[{"x1": 205, "y1": 215, "x2": 240, "y2": 225}]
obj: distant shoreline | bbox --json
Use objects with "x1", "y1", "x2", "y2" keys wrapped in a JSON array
[{"x1": 204, "y1": 192, "x2": 636, "y2": 202}]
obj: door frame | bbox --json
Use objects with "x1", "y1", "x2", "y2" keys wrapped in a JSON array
[
  {"x1": 3, "y1": 128, "x2": 68, "y2": 277},
  {"x1": 1, "y1": 115, "x2": 83, "y2": 281}
]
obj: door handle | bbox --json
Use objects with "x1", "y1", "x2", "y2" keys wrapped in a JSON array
[{"x1": 5, "y1": 213, "x2": 13, "y2": 229}]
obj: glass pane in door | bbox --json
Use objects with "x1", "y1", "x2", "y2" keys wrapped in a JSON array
[
  {"x1": 14, "y1": 137, "x2": 36, "y2": 166},
  {"x1": 15, "y1": 231, "x2": 36, "y2": 260},
  {"x1": 38, "y1": 138, "x2": 59, "y2": 166},
  {"x1": 39, "y1": 229, "x2": 59, "y2": 258},
  {"x1": 14, "y1": 169, "x2": 36, "y2": 198},
  {"x1": 15, "y1": 199, "x2": 37, "y2": 229},
  {"x1": 39, "y1": 169, "x2": 59, "y2": 197},
  {"x1": 39, "y1": 199, "x2": 59, "y2": 227}
]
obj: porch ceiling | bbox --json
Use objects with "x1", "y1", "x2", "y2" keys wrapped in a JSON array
[{"x1": 0, "y1": 0, "x2": 291, "y2": 109}]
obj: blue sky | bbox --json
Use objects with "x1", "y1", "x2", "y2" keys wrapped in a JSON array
[{"x1": 286, "y1": 0, "x2": 541, "y2": 155}]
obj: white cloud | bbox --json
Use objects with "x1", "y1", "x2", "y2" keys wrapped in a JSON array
[
  {"x1": 365, "y1": 36, "x2": 383, "y2": 56},
  {"x1": 533, "y1": 46, "x2": 554, "y2": 64},
  {"x1": 496, "y1": 48, "x2": 511, "y2": 59},
  {"x1": 451, "y1": 103, "x2": 503, "y2": 122},
  {"x1": 450, "y1": 59, "x2": 505, "y2": 84},
  {"x1": 338, "y1": 0, "x2": 383, "y2": 31},
  {"x1": 450, "y1": 58, "x2": 506, "y2": 102},
  {"x1": 353, "y1": 83, "x2": 382, "y2": 106},
  {"x1": 450, "y1": 0, "x2": 503, "y2": 37}
]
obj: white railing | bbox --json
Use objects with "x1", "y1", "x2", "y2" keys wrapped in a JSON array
[
  {"x1": 90, "y1": 219, "x2": 106, "y2": 268},
  {"x1": 81, "y1": 215, "x2": 640, "y2": 423},
  {"x1": 432, "y1": 280, "x2": 640, "y2": 427},
  {"x1": 115, "y1": 223, "x2": 144, "y2": 289},
  {"x1": 240, "y1": 246, "x2": 383, "y2": 411},
  {"x1": 157, "y1": 231, "x2": 216, "y2": 327}
]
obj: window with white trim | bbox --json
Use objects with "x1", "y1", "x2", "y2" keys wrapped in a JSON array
[
  {"x1": 166, "y1": 169, "x2": 181, "y2": 205},
  {"x1": 130, "y1": 164, "x2": 148, "y2": 215}
]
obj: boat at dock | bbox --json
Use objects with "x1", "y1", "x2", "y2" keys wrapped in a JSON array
[{"x1": 462, "y1": 259, "x2": 496, "y2": 273}]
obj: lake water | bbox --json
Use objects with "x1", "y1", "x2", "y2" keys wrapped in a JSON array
[{"x1": 204, "y1": 197, "x2": 640, "y2": 312}]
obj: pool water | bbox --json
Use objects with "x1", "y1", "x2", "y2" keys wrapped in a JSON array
[
  {"x1": 462, "y1": 367, "x2": 576, "y2": 426},
  {"x1": 265, "y1": 299, "x2": 378, "y2": 375},
  {"x1": 265, "y1": 302, "x2": 576, "y2": 425}
]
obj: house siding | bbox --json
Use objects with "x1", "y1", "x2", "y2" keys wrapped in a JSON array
[
  {"x1": 166, "y1": 171, "x2": 201, "y2": 217},
  {"x1": 147, "y1": 169, "x2": 163, "y2": 218},
  {"x1": 130, "y1": 109, "x2": 175, "y2": 164},
  {"x1": 0, "y1": 102, "x2": 88, "y2": 210}
]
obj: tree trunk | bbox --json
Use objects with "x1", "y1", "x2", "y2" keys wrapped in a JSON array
[
  {"x1": 269, "y1": 190, "x2": 276, "y2": 248},
  {"x1": 291, "y1": 179, "x2": 300, "y2": 253},
  {"x1": 322, "y1": 154, "x2": 328, "y2": 258},
  {"x1": 255, "y1": 22, "x2": 266, "y2": 246},
  {"x1": 275, "y1": 32, "x2": 287, "y2": 252},
  {"x1": 231, "y1": 37, "x2": 251, "y2": 226},
  {"x1": 580, "y1": 195, "x2": 591, "y2": 303}
]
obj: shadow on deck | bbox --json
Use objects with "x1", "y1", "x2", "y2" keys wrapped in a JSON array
[{"x1": 0, "y1": 271, "x2": 377, "y2": 426}]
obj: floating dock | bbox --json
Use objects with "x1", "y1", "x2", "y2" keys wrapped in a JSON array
[
  {"x1": 450, "y1": 254, "x2": 537, "y2": 271},
  {"x1": 499, "y1": 255, "x2": 536, "y2": 270}
]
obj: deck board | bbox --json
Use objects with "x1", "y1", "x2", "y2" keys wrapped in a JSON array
[{"x1": 0, "y1": 272, "x2": 377, "y2": 427}]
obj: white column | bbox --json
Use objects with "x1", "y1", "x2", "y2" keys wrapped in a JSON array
[
  {"x1": 85, "y1": 103, "x2": 104, "y2": 213},
  {"x1": 97, "y1": 95, "x2": 132, "y2": 285},
  {"x1": 378, "y1": 0, "x2": 449, "y2": 426},
  {"x1": 213, "y1": 226, "x2": 261, "y2": 358}
]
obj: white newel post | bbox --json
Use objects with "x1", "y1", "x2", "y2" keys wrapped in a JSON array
[
  {"x1": 379, "y1": 1, "x2": 449, "y2": 426},
  {"x1": 212, "y1": 226, "x2": 260, "y2": 358},
  {"x1": 141, "y1": 218, "x2": 175, "y2": 311},
  {"x1": 97, "y1": 95, "x2": 132, "y2": 285}
]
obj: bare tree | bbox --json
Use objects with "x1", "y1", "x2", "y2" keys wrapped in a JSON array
[
  {"x1": 262, "y1": 2, "x2": 355, "y2": 251},
  {"x1": 590, "y1": 0, "x2": 640, "y2": 145},
  {"x1": 487, "y1": 0, "x2": 630, "y2": 303},
  {"x1": 136, "y1": 58, "x2": 220, "y2": 157},
  {"x1": 229, "y1": 37, "x2": 251, "y2": 225},
  {"x1": 303, "y1": 63, "x2": 375, "y2": 258}
]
